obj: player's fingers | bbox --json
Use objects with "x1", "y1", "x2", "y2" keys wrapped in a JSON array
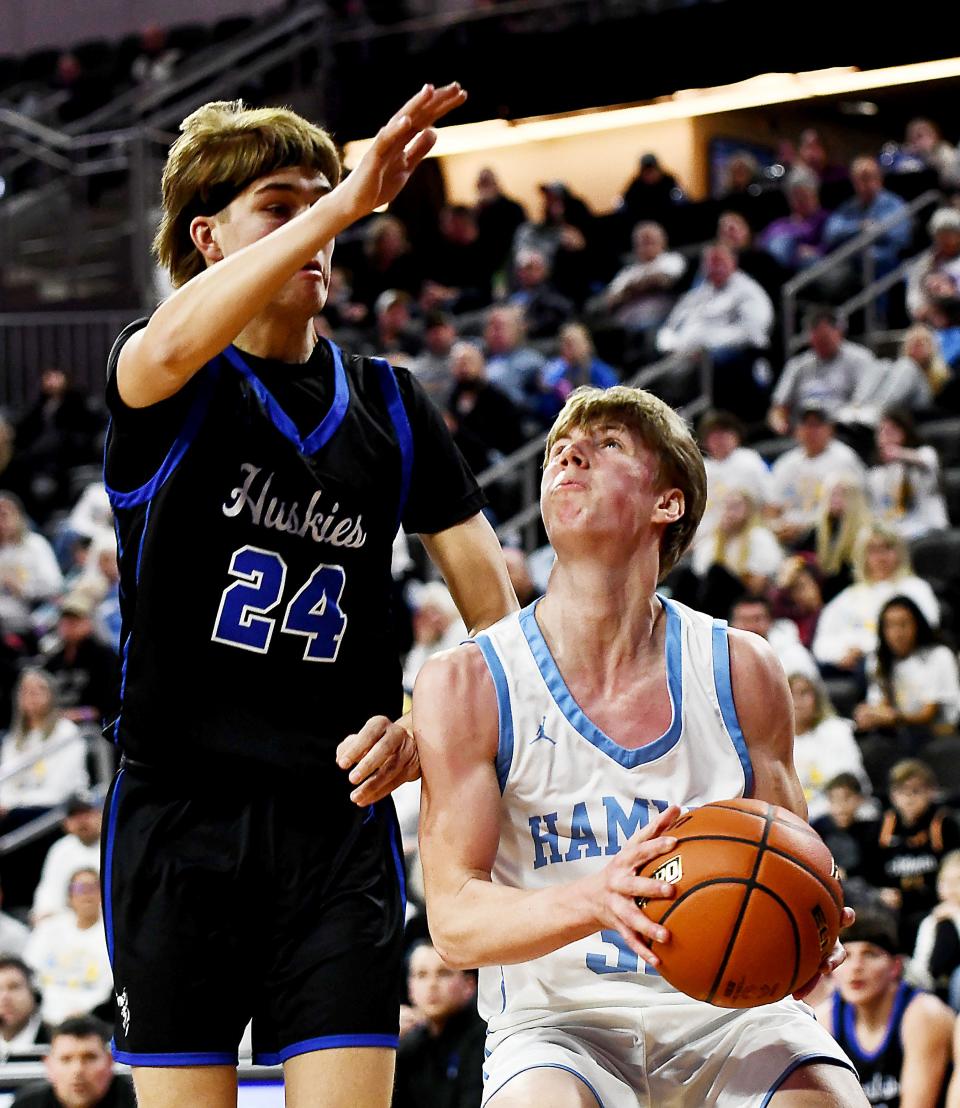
[
  {"x1": 621, "y1": 876, "x2": 677, "y2": 903},
  {"x1": 613, "y1": 921, "x2": 662, "y2": 968},
  {"x1": 820, "y1": 939, "x2": 847, "y2": 975},
  {"x1": 335, "y1": 715, "x2": 391, "y2": 769},
  {"x1": 403, "y1": 128, "x2": 438, "y2": 171},
  {"x1": 350, "y1": 751, "x2": 417, "y2": 805},
  {"x1": 627, "y1": 806, "x2": 682, "y2": 846},
  {"x1": 347, "y1": 724, "x2": 408, "y2": 784},
  {"x1": 840, "y1": 906, "x2": 856, "y2": 929},
  {"x1": 614, "y1": 901, "x2": 670, "y2": 948},
  {"x1": 408, "y1": 82, "x2": 466, "y2": 130},
  {"x1": 625, "y1": 834, "x2": 677, "y2": 867}
]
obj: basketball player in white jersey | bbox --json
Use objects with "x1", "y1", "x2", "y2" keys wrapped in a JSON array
[{"x1": 414, "y1": 385, "x2": 866, "y2": 1106}]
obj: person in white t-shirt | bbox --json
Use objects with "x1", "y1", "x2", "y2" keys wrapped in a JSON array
[
  {"x1": 0, "y1": 492, "x2": 63, "y2": 635},
  {"x1": 729, "y1": 595, "x2": 819, "y2": 681},
  {"x1": 814, "y1": 525, "x2": 940, "y2": 674},
  {"x1": 0, "y1": 882, "x2": 29, "y2": 959},
  {"x1": 855, "y1": 595, "x2": 960, "y2": 744},
  {"x1": 867, "y1": 409, "x2": 949, "y2": 541},
  {"x1": 23, "y1": 866, "x2": 112, "y2": 1026},
  {"x1": 601, "y1": 221, "x2": 686, "y2": 333},
  {"x1": 696, "y1": 410, "x2": 772, "y2": 543},
  {"x1": 32, "y1": 792, "x2": 102, "y2": 924},
  {"x1": 768, "y1": 404, "x2": 867, "y2": 547},
  {"x1": 691, "y1": 490, "x2": 783, "y2": 596},
  {"x1": 788, "y1": 672, "x2": 870, "y2": 821}
]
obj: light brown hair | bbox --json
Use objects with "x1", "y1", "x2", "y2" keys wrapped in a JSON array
[
  {"x1": 154, "y1": 100, "x2": 342, "y2": 288},
  {"x1": 544, "y1": 385, "x2": 706, "y2": 580}
]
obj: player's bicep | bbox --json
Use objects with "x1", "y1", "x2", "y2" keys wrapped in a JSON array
[{"x1": 901, "y1": 999, "x2": 954, "y2": 1108}]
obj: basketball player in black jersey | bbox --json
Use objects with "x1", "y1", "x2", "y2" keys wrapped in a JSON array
[
  {"x1": 817, "y1": 908, "x2": 953, "y2": 1107},
  {"x1": 101, "y1": 84, "x2": 517, "y2": 1107}
]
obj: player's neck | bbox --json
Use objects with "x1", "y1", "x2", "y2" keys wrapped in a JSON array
[
  {"x1": 854, "y1": 983, "x2": 899, "y2": 1034},
  {"x1": 233, "y1": 314, "x2": 317, "y2": 364}
]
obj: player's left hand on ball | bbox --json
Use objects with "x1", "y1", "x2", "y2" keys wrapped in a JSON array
[
  {"x1": 792, "y1": 906, "x2": 855, "y2": 1000},
  {"x1": 336, "y1": 713, "x2": 420, "y2": 805}
]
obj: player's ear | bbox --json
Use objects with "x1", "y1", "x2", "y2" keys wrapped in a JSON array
[
  {"x1": 190, "y1": 215, "x2": 224, "y2": 264},
  {"x1": 655, "y1": 487, "x2": 685, "y2": 525}
]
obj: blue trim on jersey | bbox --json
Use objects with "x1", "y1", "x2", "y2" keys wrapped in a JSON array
[
  {"x1": 484, "y1": 1063, "x2": 605, "y2": 1107},
  {"x1": 220, "y1": 338, "x2": 349, "y2": 456},
  {"x1": 372, "y1": 357, "x2": 414, "y2": 530},
  {"x1": 112, "y1": 1048, "x2": 237, "y2": 1067},
  {"x1": 112, "y1": 504, "x2": 151, "y2": 742},
  {"x1": 711, "y1": 619, "x2": 754, "y2": 798},
  {"x1": 254, "y1": 1033, "x2": 398, "y2": 1066},
  {"x1": 102, "y1": 768, "x2": 124, "y2": 965},
  {"x1": 840, "y1": 980, "x2": 914, "y2": 1062},
  {"x1": 499, "y1": 968, "x2": 507, "y2": 1013},
  {"x1": 474, "y1": 634, "x2": 515, "y2": 792},
  {"x1": 517, "y1": 596, "x2": 683, "y2": 768},
  {"x1": 759, "y1": 1053, "x2": 857, "y2": 1107},
  {"x1": 386, "y1": 802, "x2": 408, "y2": 918},
  {"x1": 104, "y1": 366, "x2": 218, "y2": 509}
]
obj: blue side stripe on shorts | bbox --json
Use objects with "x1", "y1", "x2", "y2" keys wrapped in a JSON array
[
  {"x1": 102, "y1": 767, "x2": 125, "y2": 965},
  {"x1": 253, "y1": 1033, "x2": 399, "y2": 1067},
  {"x1": 483, "y1": 1063, "x2": 605, "y2": 1108},
  {"x1": 112, "y1": 1049, "x2": 237, "y2": 1067},
  {"x1": 759, "y1": 1053, "x2": 858, "y2": 1107}
]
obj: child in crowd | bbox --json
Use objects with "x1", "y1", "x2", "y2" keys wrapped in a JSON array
[{"x1": 911, "y1": 850, "x2": 960, "y2": 1009}]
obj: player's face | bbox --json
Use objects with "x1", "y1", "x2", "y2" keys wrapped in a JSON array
[
  {"x1": 407, "y1": 946, "x2": 474, "y2": 1023},
  {"x1": 45, "y1": 1034, "x2": 114, "y2": 1108},
  {"x1": 833, "y1": 942, "x2": 900, "y2": 1006},
  {"x1": 208, "y1": 167, "x2": 335, "y2": 317},
  {"x1": 541, "y1": 421, "x2": 678, "y2": 553}
]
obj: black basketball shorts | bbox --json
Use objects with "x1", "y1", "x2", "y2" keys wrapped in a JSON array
[{"x1": 101, "y1": 761, "x2": 406, "y2": 1066}]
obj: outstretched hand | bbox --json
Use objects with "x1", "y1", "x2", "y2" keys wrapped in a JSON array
[{"x1": 340, "y1": 83, "x2": 467, "y2": 218}]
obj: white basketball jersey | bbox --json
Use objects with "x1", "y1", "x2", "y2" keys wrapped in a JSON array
[{"x1": 474, "y1": 596, "x2": 754, "y2": 1034}]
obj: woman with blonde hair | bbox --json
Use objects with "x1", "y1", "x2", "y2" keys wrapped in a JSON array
[
  {"x1": 813, "y1": 521, "x2": 939, "y2": 673},
  {"x1": 814, "y1": 473, "x2": 873, "y2": 600},
  {"x1": 0, "y1": 492, "x2": 63, "y2": 634},
  {"x1": 899, "y1": 323, "x2": 952, "y2": 398},
  {"x1": 691, "y1": 489, "x2": 783, "y2": 610},
  {"x1": 868, "y1": 408, "x2": 948, "y2": 540}
]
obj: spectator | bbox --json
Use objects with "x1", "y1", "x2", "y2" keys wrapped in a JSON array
[
  {"x1": 823, "y1": 156, "x2": 912, "y2": 278},
  {"x1": 130, "y1": 23, "x2": 181, "y2": 85},
  {"x1": 656, "y1": 243, "x2": 773, "y2": 414},
  {"x1": 0, "y1": 492, "x2": 64, "y2": 636},
  {"x1": 320, "y1": 265, "x2": 369, "y2": 332},
  {"x1": 767, "y1": 308, "x2": 878, "y2": 435},
  {"x1": 715, "y1": 210, "x2": 786, "y2": 300},
  {"x1": 474, "y1": 168, "x2": 526, "y2": 277},
  {"x1": 696, "y1": 410, "x2": 772, "y2": 543},
  {"x1": 855, "y1": 596, "x2": 960, "y2": 750},
  {"x1": 893, "y1": 324, "x2": 954, "y2": 406},
  {"x1": 507, "y1": 248, "x2": 574, "y2": 339},
  {"x1": 619, "y1": 152, "x2": 685, "y2": 233},
  {"x1": 600, "y1": 221, "x2": 686, "y2": 337},
  {"x1": 817, "y1": 906, "x2": 954, "y2": 1107},
  {"x1": 876, "y1": 760, "x2": 960, "y2": 952},
  {"x1": 23, "y1": 869, "x2": 112, "y2": 1027},
  {"x1": 0, "y1": 669, "x2": 89, "y2": 823},
  {"x1": 789, "y1": 673, "x2": 870, "y2": 821},
  {"x1": 813, "y1": 523, "x2": 939, "y2": 675},
  {"x1": 882, "y1": 118, "x2": 960, "y2": 188},
  {"x1": 729, "y1": 595, "x2": 818, "y2": 682},
  {"x1": 12, "y1": 1015, "x2": 135, "y2": 1107},
  {"x1": 793, "y1": 128, "x2": 848, "y2": 190},
  {"x1": 60, "y1": 484, "x2": 112, "y2": 550},
  {"x1": 867, "y1": 409, "x2": 949, "y2": 540},
  {"x1": 767, "y1": 404, "x2": 866, "y2": 547},
  {"x1": 813, "y1": 473, "x2": 872, "y2": 601},
  {"x1": 811, "y1": 773, "x2": 880, "y2": 897},
  {"x1": 402, "y1": 582, "x2": 466, "y2": 692},
  {"x1": 690, "y1": 491, "x2": 783, "y2": 605},
  {"x1": 0, "y1": 957, "x2": 50, "y2": 1062},
  {"x1": 512, "y1": 181, "x2": 594, "y2": 304},
  {"x1": 482, "y1": 305, "x2": 548, "y2": 421},
  {"x1": 40, "y1": 592, "x2": 118, "y2": 728},
  {"x1": 361, "y1": 289, "x2": 421, "y2": 360},
  {"x1": 758, "y1": 169, "x2": 829, "y2": 272},
  {"x1": 409, "y1": 311, "x2": 458, "y2": 407},
  {"x1": 0, "y1": 884, "x2": 29, "y2": 959},
  {"x1": 911, "y1": 851, "x2": 960, "y2": 1009},
  {"x1": 446, "y1": 341, "x2": 526, "y2": 476},
  {"x1": 907, "y1": 208, "x2": 960, "y2": 322},
  {"x1": 393, "y1": 941, "x2": 485, "y2": 1108},
  {"x1": 542, "y1": 323, "x2": 618, "y2": 400},
  {"x1": 420, "y1": 204, "x2": 494, "y2": 314},
  {"x1": 32, "y1": 793, "x2": 102, "y2": 925},
  {"x1": 770, "y1": 553, "x2": 826, "y2": 649},
  {"x1": 350, "y1": 214, "x2": 422, "y2": 310}
]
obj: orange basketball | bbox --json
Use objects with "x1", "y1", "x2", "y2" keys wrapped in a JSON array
[{"x1": 635, "y1": 798, "x2": 842, "y2": 1008}]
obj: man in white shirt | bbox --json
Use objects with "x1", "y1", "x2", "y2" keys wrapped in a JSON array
[
  {"x1": 32, "y1": 793, "x2": 102, "y2": 924},
  {"x1": 697, "y1": 410, "x2": 773, "y2": 543},
  {"x1": 0, "y1": 881, "x2": 29, "y2": 958},
  {"x1": 602, "y1": 221, "x2": 686, "y2": 332},
  {"x1": 767, "y1": 308, "x2": 879, "y2": 435},
  {"x1": 0, "y1": 956, "x2": 50, "y2": 1061},
  {"x1": 768, "y1": 404, "x2": 866, "y2": 546},
  {"x1": 729, "y1": 595, "x2": 819, "y2": 681}
]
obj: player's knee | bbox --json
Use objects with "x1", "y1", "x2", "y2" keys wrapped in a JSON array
[
  {"x1": 486, "y1": 1068, "x2": 599, "y2": 1107},
  {"x1": 769, "y1": 1061, "x2": 869, "y2": 1106}
]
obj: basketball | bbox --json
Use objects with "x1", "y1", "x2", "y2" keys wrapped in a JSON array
[{"x1": 635, "y1": 798, "x2": 843, "y2": 1008}]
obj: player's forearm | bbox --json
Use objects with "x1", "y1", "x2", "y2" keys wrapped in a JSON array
[
  {"x1": 428, "y1": 873, "x2": 601, "y2": 970},
  {"x1": 135, "y1": 188, "x2": 361, "y2": 384}
]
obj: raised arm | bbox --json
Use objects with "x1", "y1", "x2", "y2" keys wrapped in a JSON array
[
  {"x1": 118, "y1": 83, "x2": 466, "y2": 408},
  {"x1": 415, "y1": 646, "x2": 680, "y2": 970}
]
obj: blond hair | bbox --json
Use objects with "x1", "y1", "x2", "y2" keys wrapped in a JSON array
[
  {"x1": 10, "y1": 667, "x2": 60, "y2": 751},
  {"x1": 711, "y1": 490, "x2": 763, "y2": 578},
  {"x1": 852, "y1": 520, "x2": 910, "y2": 584},
  {"x1": 154, "y1": 100, "x2": 342, "y2": 288},
  {"x1": 788, "y1": 671, "x2": 835, "y2": 731},
  {"x1": 815, "y1": 474, "x2": 872, "y2": 577},
  {"x1": 544, "y1": 386, "x2": 706, "y2": 581}
]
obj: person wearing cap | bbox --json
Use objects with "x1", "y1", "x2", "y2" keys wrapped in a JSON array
[
  {"x1": 767, "y1": 307, "x2": 880, "y2": 435},
  {"x1": 41, "y1": 592, "x2": 118, "y2": 731},
  {"x1": 32, "y1": 793, "x2": 102, "y2": 925},
  {"x1": 619, "y1": 153, "x2": 684, "y2": 233},
  {"x1": 409, "y1": 311, "x2": 457, "y2": 407},
  {"x1": 767, "y1": 403, "x2": 866, "y2": 547},
  {"x1": 362, "y1": 288, "x2": 422, "y2": 360},
  {"x1": 507, "y1": 247, "x2": 574, "y2": 340},
  {"x1": 816, "y1": 905, "x2": 954, "y2": 1108},
  {"x1": 510, "y1": 181, "x2": 594, "y2": 305},
  {"x1": 419, "y1": 204, "x2": 495, "y2": 315},
  {"x1": 907, "y1": 207, "x2": 960, "y2": 322},
  {"x1": 474, "y1": 168, "x2": 526, "y2": 276}
]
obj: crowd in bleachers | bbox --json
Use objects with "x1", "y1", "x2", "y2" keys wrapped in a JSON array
[{"x1": 3, "y1": 107, "x2": 960, "y2": 1101}]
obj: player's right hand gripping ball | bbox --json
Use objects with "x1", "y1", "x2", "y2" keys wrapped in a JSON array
[{"x1": 635, "y1": 798, "x2": 843, "y2": 1007}]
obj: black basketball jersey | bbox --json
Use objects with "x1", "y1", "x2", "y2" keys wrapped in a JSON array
[
  {"x1": 831, "y1": 981, "x2": 917, "y2": 1108},
  {"x1": 104, "y1": 323, "x2": 485, "y2": 781}
]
